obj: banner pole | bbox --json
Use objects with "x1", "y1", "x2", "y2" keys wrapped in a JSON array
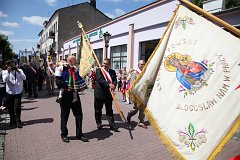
[
  {"x1": 77, "y1": 21, "x2": 127, "y2": 122},
  {"x1": 179, "y1": 0, "x2": 240, "y2": 37}
]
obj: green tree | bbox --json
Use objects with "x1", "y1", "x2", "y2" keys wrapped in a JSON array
[
  {"x1": 190, "y1": 0, "x2": 204, "y2": 8},
  {"x1": 191, "y1": 0, "x2": 240, "y2": 9},
  {"x1": 226, "y1": 0, "x2": 240, "y2": 9},
  {"x1": 0, "y1": 34, "x2": 16, "y2": 62}
]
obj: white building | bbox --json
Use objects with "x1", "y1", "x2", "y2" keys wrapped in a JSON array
[{"x1": 62, "y1": 0, "x2": 240, "y2": 71}]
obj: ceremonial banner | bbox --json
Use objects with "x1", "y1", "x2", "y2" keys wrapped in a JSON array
[
  {"x1": 79, "y1": 33, "x2": 95, "y2": 77},
  {"x1": 130, "y1": 5, "x2": 240, "y2": 160}
]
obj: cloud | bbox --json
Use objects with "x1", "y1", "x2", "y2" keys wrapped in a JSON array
[
  {"x1": 22, "y1": 16, "x2": 48, "y2": 26},
  {"x1": 104, "y1": 8, "x2": 126, "y2": 19},
  {"x1": 0, "y1": 11, "x2": 8, "y2": 18},
  {"x1": 10, "y1": 39, "x2": 37, "y2": 43},
  {"x1": 0, "y1": 30, "x2": 14, "y2": 36},
  {"x1": 114, "y1": 8, "x2": 126, "y2": 17},
  {"x1": 104, "y1": 13, "x2": 115, "y2": 19},
  {"x1": 44, "y1": 0, "x2": 58, "y2": 6},
  {"x1": 9, "y1": 39, "x2": 38, "y2": 53},
  {"x1": 1, "y1": 21, "x2": 20, "y2": 28}
]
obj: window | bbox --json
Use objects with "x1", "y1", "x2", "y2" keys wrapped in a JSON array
[
  {"x1": 94, "y1": 48, "x2": 103, "y2": 66},
  {"x1": 140, "y1": 39, "x2": 159, "y2": 62},
  {"x1": 110, "y1": 45, "x2": 127, "y2": 70}
]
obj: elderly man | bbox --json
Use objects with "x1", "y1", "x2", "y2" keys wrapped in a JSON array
[{"x1": 127, "y1": 60, "x2": 147, "y2": 128}]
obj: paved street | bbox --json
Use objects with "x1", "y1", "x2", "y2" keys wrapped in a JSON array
[{"x1": 0, "y1": 88, "x2": 239, "y2": 160}]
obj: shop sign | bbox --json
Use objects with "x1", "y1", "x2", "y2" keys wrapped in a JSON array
[{"x1": 73, "y1": 28, "x2": 103, "y2": 44}]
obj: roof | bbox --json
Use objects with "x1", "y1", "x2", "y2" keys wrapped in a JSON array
[
  {"x1": 63, "y1": 0, "x2": 171, "y2": 43},
  {"x1": 38, "y1": 2, "x2": 111, "y2": 35}
]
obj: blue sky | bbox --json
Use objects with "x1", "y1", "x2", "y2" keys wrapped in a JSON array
[{"x1": 0, "y1": 0, "x2": 155, "y2": 53}]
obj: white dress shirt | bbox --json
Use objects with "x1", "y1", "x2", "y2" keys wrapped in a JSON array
[{"x1": 2, "y1": 69, "x2": 26, "y2": 95}]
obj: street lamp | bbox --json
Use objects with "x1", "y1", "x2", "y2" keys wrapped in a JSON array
[{"x1": 103, "y1": 32, "x2": 111, "y2": 58}]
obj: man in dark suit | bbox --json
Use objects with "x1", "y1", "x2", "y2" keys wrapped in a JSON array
[
  {"x1": 94, "y1": 58, "x2": 118, "y2": 131},
  {"x1": 26, "y1": 62, "x2": 38, "y2": 98}
]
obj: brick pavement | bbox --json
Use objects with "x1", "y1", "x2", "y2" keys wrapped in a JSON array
[{"x1": 1, "y1": 88, "x2": 240, "y2": 160}]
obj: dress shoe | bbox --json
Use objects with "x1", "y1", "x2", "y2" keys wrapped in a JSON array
[
  {"x1": 97, "y1": 123, "x2": 102, "y2": 130},
  {"x1": 56, "y1": 97, "x2": 62, "y2": 103},
  {"x1": 16, "y1": 121, "x2": 23, "y2": 128},
  {"x1": 77, "y1": 136, "x2": 89, "y2": 142},
  {"x1": 110, "y1": 125, "x2": 119, "y2": 132},
  {"x1": 61, "y1": 136, "x2": 70, "y2": 143},
  {"x1": 138, "y1": 123, "x2": 148, "y2": 129},
  {"x1": 9, "y1": 122, "x2": 17, "y2": 128},
  {"x1": 127, "y1": 115, "x2": 131, "y2": 123}
]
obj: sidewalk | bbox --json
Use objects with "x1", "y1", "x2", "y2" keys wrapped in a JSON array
[{"x1": 0, "y1": 88, "x2": 239, "y2": 160}]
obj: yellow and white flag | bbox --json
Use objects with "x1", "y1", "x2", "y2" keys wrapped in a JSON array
[
  {"x1": 79, "y1": 33, "x2": 95, "y2": 77},
  {"x1": 130, "y1": 5, "x2": 240, "y2": 160}
]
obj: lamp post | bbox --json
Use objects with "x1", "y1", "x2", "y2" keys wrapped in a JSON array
[{"x1": 103, "y1": 32, "x2": 111, "y2": 59}]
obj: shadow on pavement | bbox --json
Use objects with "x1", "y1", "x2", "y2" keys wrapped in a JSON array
[
  {"x1": 4, "y1": 118, "x2": 54, "y2": 130},
  {"x1": 82, "y1": 129, "x2": 114, "y2": 141},
  {"x1": 21, "y1": 107, "x2": 39, "y2": 111},
  {"x1": 22, "y1": 118, "x2": 54, "y2": 126},
  {"x1": 21, "y1": 100, "x2": 38, "y2": 104}
]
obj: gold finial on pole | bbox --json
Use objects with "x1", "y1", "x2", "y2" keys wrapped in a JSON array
[{"x1": 77, "y1": 21, "x2": 83, "y2": 29}]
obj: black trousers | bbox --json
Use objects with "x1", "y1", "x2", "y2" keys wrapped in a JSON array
[
  {"x1": 0, "y1": 87, "x2": 6, "y2": 107},
  {"x1": 27, "y1": 80, "x2": 37, "y2": 96},
  {"x1": 6, "y1": 93, "x2": 22, "y2": 123},
  {"x1": 94, "y1": 97, "x2": 115, "y2": 126},
  {"x1": 60, "y1": 92, "x2": 83, "y2": 137}
]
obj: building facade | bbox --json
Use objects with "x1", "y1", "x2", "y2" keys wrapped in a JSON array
[
  {"x1": 63, "y1": 0, "x2": 240, "y2": 71},
  {"x1": 38, "y1": 0, "x2": 111, "y2": 62}
]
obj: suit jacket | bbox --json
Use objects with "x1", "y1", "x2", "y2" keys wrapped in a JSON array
[
  {"x1": 26, "y1": 65, "x2": 38, "y2": 82},
  {"x1": 94, "y1": 68, "x2": 117, "y2": 100}
]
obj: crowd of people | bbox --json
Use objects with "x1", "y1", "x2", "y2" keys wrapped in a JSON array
[{"x1": 0, "y1": 56, "x2": 148, "y2": 143}]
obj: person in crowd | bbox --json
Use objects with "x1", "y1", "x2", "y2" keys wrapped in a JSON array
[
  {"x1": 125, "y1": 68, "x2": 134, "y2": 104},
  {"x1": 46, "y1": 62, "x2": 55, "y2": 95},
  {"x1": 19, "y1": 63, "x2": 28, "y2": 93},
  {"x1": 55, "y1": 55, "x2": 88, "y2": 143},
  {"x1": 89, "y1": 68, "x2": 96, "y2": 91},
  {"x1": 0, "y1": 63, "x2": 7, "y2": 111},
  {"x1": 37, "y1": 65, "x2": 45, "y2": 91},
  {"x1": 55, "y1": 60, "x2": 67, "y2": 103},
  {"x1": 127, "y1": 60, "x2": 147, "y2": 128},
  {"x1": 121, "y1": 75, "x2": 127, "y2": 102},
  {"x1": 94, "y1": 58, "x2": 118, "y2": 131},
  {"x1": 117, "y1": 69, "x2": 122, "y2": 91},
  {"x1": 26, "y1": 62, "x2": 38, "y2": 98},
  {"x1": 2, "y1": 59, "x2": 26, "y2": 128},
  {"x1": 122, "y1": 67, "x2": 128, "y2": 77}
]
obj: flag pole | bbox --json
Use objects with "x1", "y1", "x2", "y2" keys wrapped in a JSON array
[
  {"x1": 179, "y1": 0, "x2": 240, "y2": 37},
  {"x1": 77, "y1": 21, "x2": 127, "y2": 123}
]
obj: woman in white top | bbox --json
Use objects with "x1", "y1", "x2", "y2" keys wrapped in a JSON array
[{"x1": 2, "y1": 59, "x2": 26, "y2": 128}]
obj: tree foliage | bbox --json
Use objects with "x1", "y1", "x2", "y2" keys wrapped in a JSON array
[
  {"x1": 190, "y1": 0, "x2": 203, "y2": 8},
  {"x1": 191, "y1": 0, "x2": 240, "y2": 9},
  {"x1": 0, "y1": 34, "x2": 16, "y2": 62},
  {"x1": 226, "y1": 0, "x2": 240, "y2": 9}
]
